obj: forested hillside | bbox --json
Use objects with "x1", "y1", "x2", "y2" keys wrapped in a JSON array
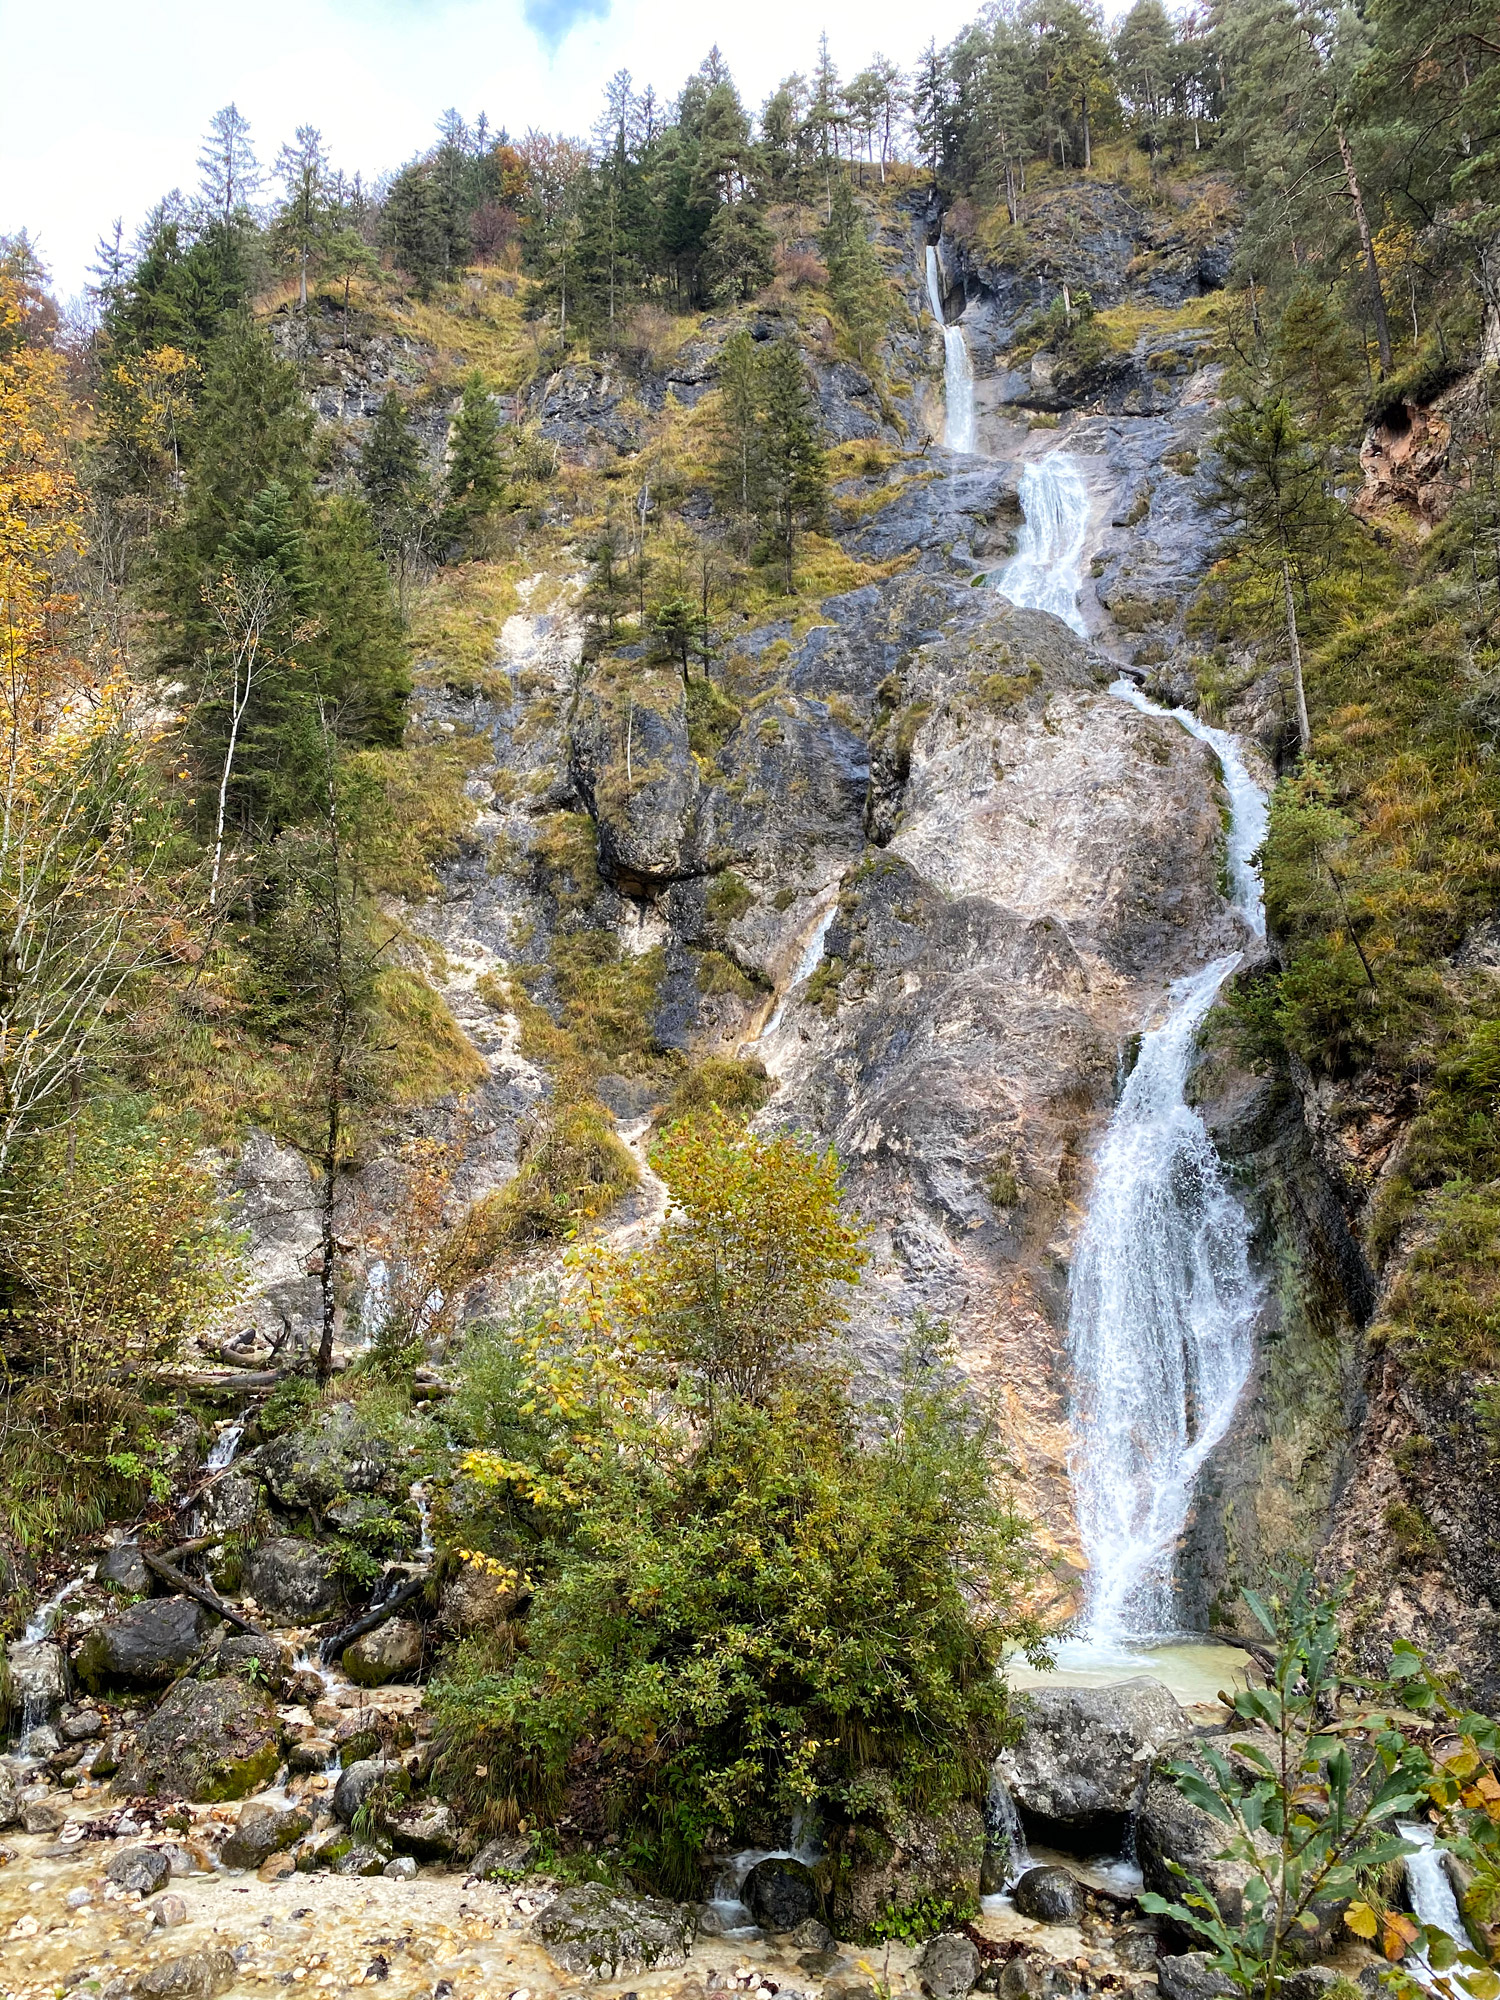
[{"x1": 2, "y1": 0, "x2": 1500, "y2": 1987}]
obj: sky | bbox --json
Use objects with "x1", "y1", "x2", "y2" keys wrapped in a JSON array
[{"x1": 1, "y1": 0, "x2": 988, "y2": 300}]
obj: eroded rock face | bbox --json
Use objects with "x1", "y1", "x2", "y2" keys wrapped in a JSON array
[
  {"x1": 113, "y1": 1677, "x2": 282, "y2": 1802},
  {"x1": 533, "y1": 1882, "x2": 698, "y2": 1980},
  {"x1": 995, "y1": 1679, "x2": 1188, "y2": 1838},
  {"x1": 75, "y1": 1599, "x2": 206, "y2": 1692},
  {"x1": 259, "y1": 1403, "x2": 397, "y2": 1510},
  {"x1": 831, "y1": 1783, "x2": 985, "y2": 1941}
]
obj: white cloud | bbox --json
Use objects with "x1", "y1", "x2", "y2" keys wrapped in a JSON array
[{"x1": 1, "y1": 0, "x2": 983, "y2": 297}]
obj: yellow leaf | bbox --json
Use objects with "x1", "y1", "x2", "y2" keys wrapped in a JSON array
[{"x1": 1344, "y1": 1903, "x2": 1378, "y2": 1940}]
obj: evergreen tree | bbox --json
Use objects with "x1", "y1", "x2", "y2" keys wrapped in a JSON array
[
  {"x1": 701, "y1": 201, "x2": 775, "y2": 306},
  {"x1": 383, "y1": 164, "x2": 450, "y2": 297},
  {"x1": 272, "y1": 125, "x2": 332, "y2": 310},
  {"x1": 442, "y1": 375, "x2": 504, "y2": 550},
  {"x1": 820, "y1": 178, "x2": 888, "y2": 366},
  {"x1": 196, "y1": 104, "x2": 262, "y2": 226},
  {"x1": 1272, "y1": 286, "x2": 1362, "y2": 438},
  {"x1": 359, "y1": 391, "x2": 434, "y2": 606}
]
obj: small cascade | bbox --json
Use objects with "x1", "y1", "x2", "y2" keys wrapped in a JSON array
[
  {"x1": 1401, "y1": 1823, "x2": 1469, "y2": 1976},
  {"x1": 1065, "y1": 679, "x2": 1269, "y2": 1642},
  {"x1": 984, "y1": 1772, "x2": 1034, "y2": 1892},
  {"x1": 206, "y1": 1413, "x2": 248, "y2": 1474},
  {"x1": 410, "y1": 1480, "x2": 435, "y2": 1561},
  {"x1": 705, "y1": 1815, "x2": 821, "y2": 1933},
  {"x1": 22, "y1": 1572, "x2": 89, "y2": 1646},
  {"x1": 925, "y1": 246, "x2": 976, "y2": 455},
  {"x1": 760, "y1": 902, "x2": 838, "y2": 1040},
  {"x1": 361, "y1": 1259, "x2": 389, "y2": 1348},
  {"x1": 994, "y1": 454, "x2": 1092, "y2": 639}
]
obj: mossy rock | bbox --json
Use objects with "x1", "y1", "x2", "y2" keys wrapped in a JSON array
[{"x1": 113, "y1": 1678, "x2": 283, "y2": 1803}]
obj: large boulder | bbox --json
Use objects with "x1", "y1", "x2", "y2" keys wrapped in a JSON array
[
  {"x1": 534, "y1": 1882, "x2": 698, "y2": 1980},
  {"x1": 830, "y1": 1776, "x2": 985, "y2": 1941},
  {"x1": 215, "y1": 1633, "x2": 288, "y2": 1691},
  {"x1": 995, "y1": 1680, "x2": 1188, "y2": 1840},
  {"x1": 242, "y1": 1538, "x2": 344, "y2": 1623},
  {"x1": 74, "y1": 1599, "x2": 207, "y2": 1691},
  {"x1": 332, "y1": 1756, "x2": 406, "y2": 1826},
  {"x1": 259, "y1": 1403, "x2": 396, "y2": 1510},
  {"x1": 385, "y1": 1801, "x2": 457, "y2": 1859},
  {"x1": 744, "y1": 1857, "x2": 819, "y2": 1931},
  {"x1": 9, "y1": 1639, "x2": 67, "y2": 1715},
  {"x1": 1013, "y1": 1865, "x2": 1081, "y2": 1924},
  {"x1": 342, "y1": 1618, "x2": 422, "y2": 1687},
  {"x1": 1157, "y1": 1956, "x2": 1235, "y2": 2000},
  {"x1": 1138, "y1": 1762, "x2": 1272, "y2": 1930},
  {"x1": 98, "y1": 1540, "x2": 153, "y2": 1597},
  {"x1": 920, "y1": 1933, "x2": 981, "y2": 1999},
  {"x1": 113, "y1": 1676, "x2": 282, "y2": 1802},
  {"x1": 436, "y1": 1557, "x2": 523, "y2": 1635}
]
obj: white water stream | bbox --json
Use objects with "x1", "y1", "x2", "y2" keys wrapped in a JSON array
[
  {"x1": 1400, "y1": 1823, "x2": 1470, "y2": 1980},
  {"x1": 996, "y1": 453, "x2": 1270, "y2": 1646},
  {"x1": 925, "y1": 246, "x2": 976, "y2": 455}
]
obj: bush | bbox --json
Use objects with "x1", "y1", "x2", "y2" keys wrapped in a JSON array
[
  {"x1": 656, "y1": 1056, "x2": 769, "y2": 1132},
  {"x1": 432, "y1": 1119, "x2": 1046, "y2": 1891}
]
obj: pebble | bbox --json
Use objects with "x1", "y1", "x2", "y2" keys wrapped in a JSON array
[{"x1": 152, "y1": 1892, "x2": 189, "y2": 1927}]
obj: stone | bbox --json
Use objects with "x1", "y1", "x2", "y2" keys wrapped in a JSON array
[
  {"x1": 469, "y1": 1833, "x2": 535, "y2": 1879},
  {"x1": 787, "y1": 1917, "x2": 833, "y2": 1950},
  {"x1": 342, "y1": 1617, "x2": 423, "y2": 1687},
  {"x1": 743, "y1": 1857, "x2": 819, "y2": 1932},
  {"x1": 59, "y1": 1707, "x2": 104, "y2": 1742},
  {"x1": 22, "y1": 1795, "x2": 67, "y2": 1834},
  {"x1": 919, "y1": 1932, "x2": 982, "y2": 1999},
  {"x1": 9, "y1": 1638, "x2": 67, "y2": 1716},
  {"x1": 112, "y1": 1677, "x2": 282, "y2": 1802},
  {"x1": 1114, "y1": 1924, "x2": 1160, "y2": 1972},
  {"x1": 258, "y1": 1851, "x2": 297, "y2": 1881},
  {"x1": 534, "y1": 1882, "x2": 698, "y2": 1980},
  {"x1": 332, "y1": 1756, "x2": 405, "y2": 1825},
  {"x1": 97, "y1": 1540, "x2": 152, "y2": 1597},
  {"x1": 830, "y1": 1780, "x2": 985, "y2": 1940},
  {"x1": 197, "y1": 1471, "x2": 262, "y2": 1539},
  {"x1": 151, "y1": 1892, "x2": 189, "y2": 1928},
  {"x1": 106, "y1": 1846, "x2": 173, "y2": 1895},
  {"x1": 215, "y1": 1633, "x2": 287, "y2": 1690},
  {"x1": 1138, "y1": 1763, "x2": 1275, "y2": 1929},
  {"x1": 997, "y1": 1954, "x2": 1087, "y2": 2000},
  {"x1": 288, "y1": 1737, "x2": 336, "y2": 1773},
  {"x1": 74, "y1": 1599, "x2": 207, "y2": 1691},
  {"x1": 219, "y1": 1800, "x2": 311, "y2": 1869},
  {"x1": 383, "y1": 1854, "x2": 418, "y2": 1879},
  {"x1": 386, "y1": 1800, "x2": 457, "y2": 1859},
  {"x1": 1013, "y1": 1866, "x2": 1082, "y2": 1925},
  {"x1": 436, "y1": 1557, "x2": 523, "y2": 1634},
  {"x1": 334, "y1": 1844, "x2": 389, "y2": 1877},
  {"x1": 995, "y1": 1681, "x2": 1188, "y2": 1837},
  {"x1": 1156, "y1": 1956, "x2": 1235, "y2": 2000},
  {"x1": 132, "y1": 1948, "x2": 237, "y2": 1999},
  {"x1": 259, "y1": 1402, "x2": 396, "y2": 1510},
  {"x1": 242, "y1": 1538, "x2": 345, "y2": 1623}
]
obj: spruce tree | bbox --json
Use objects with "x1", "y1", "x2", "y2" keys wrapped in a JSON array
[
  {"x1": 442, "y1": 375, "x2": 504, "y2": 551},
  {"x1": 820, "y1": 178, "x2": 888, "y2": 366},
  {"x1": 758, "y1": 341, "x2": 827, "y2": 591}
]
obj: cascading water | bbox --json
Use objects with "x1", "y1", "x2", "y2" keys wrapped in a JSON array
[
  {"x1": 925, "y1": 246, "x2": 976, "y2": 455},
  {"x1": 994, "y1": 454, "x2": 1092, "y2": 639},
  {"x1": 206, "y1": 1413, "x2": 248, "y2": 1473},
  {"x1": 1399, "y1": 1823, "x2": 1469, "y2": 1981},
  {"x1": 1064, "y1": 685, "x2": 1269, "y2": 1643},
  {"x1": 984, "y1": 1772, "x2": 1034, "y2": 1892}
]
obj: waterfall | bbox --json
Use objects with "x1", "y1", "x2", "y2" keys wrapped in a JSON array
[
  {"x1": 985, "y1": 1772, "x2": 1034, "y2": 1890},
  {"x1": 1400, "y1": 1823, "x2": 1469, "y2": 1976},
  {"x1": 925, "y1": 246, "x2": 976, "y2": 455},
  {"x1": 206, "y1": 1414, "x2": 248, "y2": 1473},
  {"x1": 1065, "y1": 680, "x2": 1269, "y2": 1642},
  {"x1": 994, "y1": 454, "x2": 1092, "y2": 639},
  {"x1": 761, "y1": 901, "x2": 837, "y2": 1039}
]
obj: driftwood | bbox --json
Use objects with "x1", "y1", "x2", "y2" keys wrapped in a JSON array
[
  {"x1": 142, "y1": 1551, "x2": 266, "y2": 1638},
  {"x1": 319, "y1": 1571, "x2": 429, "y2": 1664},
  {"x1": 155, "y1": 1531, "x2": 224, "y2": 1566}
]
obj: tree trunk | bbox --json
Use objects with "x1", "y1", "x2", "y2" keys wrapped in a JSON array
[
  {"x1": 1282, "y1": 560, "x2": 1312, "y2": 757},
  {"x1": 1335, "y1": 123, "x2": 1392, "y2": 375},
  {"x1": 1082, "y1": 95, "x2": 1092, "y2": 170}
]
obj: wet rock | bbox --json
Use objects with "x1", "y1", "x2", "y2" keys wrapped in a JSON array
[
  {"x1": 788, "y1": 1917, "x2": 833, "y2": 1951},
  {"x1": 830, "y1": 1782, "x2": 985, "y2": 1941},
  {"x1": 343, "y1": 1617, "x2": 423, "y2": 1687},
  {"x1": 74, "y1": 1598, "x2": 206, "y2": 1691},
  {"x1": 996, "y1": 1953, "x2": 1087, "y2": 2000},
  {"x1": 386, "y1": 1800, "x2": 457, "y2": 1858},
  {"x1": 288, "y1": 1736, "x2": 336, "y2": 1773},
  {"x1": 9, "y1": 1639, "x2": 67, "y2": 1714},
  {"x1": 131, "y1": 1947, "x2": 237, "y2": 1999},
  {"x1": 151, "y1": 1892, "x2": 189, "y2": 1928},
  {"x1": 219, "y1": 1799, "x2": 312, "y2": 1869},
  {"x1": 384, "y1": 1854, "x2": 418, "y2": 1879},
  {"x1": 215, "y1": 1632, "x2": 287, "y2": 1689},
  {"x1": 106, "y1": 1845, "x2": 173, "y2": 1895},
  {"x1": 743, "y1": 1857, "x2": 819, "y2": 1931},
  {"x1": 332, "y1": 1756, "x2": 406, "y2": 1825},
  {"x1": 436, "y1": 1557, "x2": 523, "y2": 1634},
  {"x1": 534, "y1": 1881, "x2": 699, "y2": 1979},
  {"x1": 259, "y1": 1401, "x2": 397, "y2": 1510},
  {"x1": 22, "y1": 1793, "x2": 67, "y2": 1834},
  {"x1": 919, "y1": 1932, "x2": 982, "y2": 1998},
  {"x1": 98, "y1": 1540, "x2": 152, "y2": 1597},
  {"x1": 1013, "y1": 1865, "x2": 1081, "y2": 1924},
  {"x1": 60, "y1": 1706, "x2": 104, "y2": 1742},
  {"x1": 1115, "y1": 1924, "x2": 1160, "y2": 1972},
  {"x1": 112, "y1": 1676, "x2": 282, "y2": 1802},
  {"x1": 242, "y1": 1537, "x2": 345, "y2": 1622},
  {"x1": 335, "y1": 1843, "x2": 390, "y2": 1876},
  {"x1": 1139, "y1": 1762, "x2": 1276, "y2": 1929},
  {"x1": 1157, "y1": 1956, "x2": 1235, "y2": 2000},
  {"x1": 198, "y1": 1470, "x2": 262, "y2": 1538},
  {"x1": 996, "y1": 1679, "x2": 1188, "y2": 1838}
]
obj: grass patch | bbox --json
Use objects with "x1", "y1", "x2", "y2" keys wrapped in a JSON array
[{"x1": 656, "y1": 1055, "x2": 771, "y2": 1131}]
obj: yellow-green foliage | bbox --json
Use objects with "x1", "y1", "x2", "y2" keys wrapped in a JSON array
[
  {"x1": 706, "y1": 871, "x2": 754, "y2": 926},
  {"x1": 480, "y1": 1099, "x2": 638, "y2": 1245},
  {"x1": 371, "y1": 969, "x2": 488, "y2": 1106},
  {"x1": 396, "y1": 271, "x2": 537, "y2": 394},
  {"x1": 346, "y1": 742, "x2": 478, "y2": 899},
  {"x1": 531, "y1": 813, "x2": 601, "y2": 911},
  {"x1": 410, "y1": 559, "x2": 526, "y2": 689},
  {"x1": 656, "y1": 1055, "x2": 770, "y2": 1131},
  {"x1": 694, "y1": 949, "x2": 760, "y2": 1002}
]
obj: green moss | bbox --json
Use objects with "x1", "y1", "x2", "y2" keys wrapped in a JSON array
[
  {"x1": 706, "y1": 871, "x2": 754, "y2": 926},
  {"x1": 481, "y1": 1099, "x2": 639, "y2": 1244},
  {"x1": 1383, "y1": 1499, "x2": 1441, "y2": 1564},
  {"x1": 805, "y1": 955, "x2": 846, "y2": 1015},
  {"x1": 985, "y1": 1159, "x2": 1022, "y2": 1208}
]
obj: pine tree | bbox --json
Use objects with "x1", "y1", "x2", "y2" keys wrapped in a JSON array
[
  {"x1": 442, "y1": 375, "x2": 504, "y2": 550},
  {"x1": 758, "y1": 341, "x2": 827, "y2": 591},
  {"x1": 273, "y1": 126, "x2": 332, "y2": 310},
  {"x1": 383, "y1": 164, "x2": 449, "y2": 298},
  {"x1": 820, "y1": 178, "x2": 888, "y2": 366},
  {"x1": 702, "y1": 201, "x2": 775, "y2": 306},
  {"x1": 197, "y1": 104, "x2": 262, "y2": 226}
]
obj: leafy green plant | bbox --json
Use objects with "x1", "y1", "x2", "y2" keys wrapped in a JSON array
[{"x1": 864, "y1": 1891, "x2": 979, "y2": 1946}]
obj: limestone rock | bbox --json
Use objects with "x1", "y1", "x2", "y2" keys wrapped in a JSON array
[
  {"x1": 150, "y1": 1892, "x2": 189, "y2": 1928},
  {"x1": 436, "y1": 1557, "x2": 522, "y2": 1635},
  {"x1": 744, "y1": 1857, "x2": 819, "y2": 1931},
  {"x1": 386, "y1": 1800, "x2": 457, "y2": 1858},
  {"x1": 996, "y1": 1680, "x2": 1188, "y2": 1835},
  {"x1": 74, "y1": 1599, "x2": 206, "y2": 1691},
  {"x1": 131, "y1": 1947, "x2": 236, "y2": 1999},
  {"x1": 919, "y1": 1932, "x2": 981, "y2": 1998},
  {"x1": 23, "y1": 1793, "x2": 67, "y2": 1834},
  {"x1": 97, "y1": 1540, "x2": 152, "y2": 1597},
  {"x1": 469, "y1": 1833, "x2": 535, "y2": 1879},
  {"x1": 534, "y1": 1881, "x2": 698, "y2": 1980},
  {"x1": 1138, "y1": 1764, "x2": 1273, "y2": 1928},
  {"x1": 332, "y1": 1756, "x2": 406, "y2": 1825},
  {"x1": 1013, "y1": 1866, "x2": 1081, "y2": 1924},
  {"x1": 215, "y1": 1632, "x2": 288, "y2": 1690},
  {"x1": 242, "y1": 1537, "x2": 344, "y2": 1623},
  {"x1": 59, "y1": 1706, "x2": 104, "y2": 1742},
  {"x1": 112, "y1": 1676, "x2": 282, "y2": 1802},
  {"x1": 342, "y1": 1617, "x2": 423, "y2": 1687},
  {"x1": 259, "y1": 1401, "x2": 397, "y2": 1510},
  {"x1": 334, "y1": 1845, "x2": 389, "y2": 1876},
  {"x1": 219, "y1": 1799, "x2": 311, "y2": 1869},
  {"x1": 384, "y1": 1854, "x2": 418, "y2": 1879},
  {"x1": 829, "y1": 1778, "x2": 985, "y2": 1940},
  {"x1": 106, "y1": 1846, "x2": 173, "y2": 1895},
  {"x1": 997, "y1": 1954, "x2": 1088, "y2": 2000},
  {"x1": 1157, "y1": 1956, "x2": 1235, "y2": 2000},
  {"x1": 9, "y1": 1639, "x2": 67, "y2": 1714}
]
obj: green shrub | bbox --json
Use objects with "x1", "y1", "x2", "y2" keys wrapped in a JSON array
[{"x1": 656, "y1": 1056, "x2": 770, "y2": 1131}]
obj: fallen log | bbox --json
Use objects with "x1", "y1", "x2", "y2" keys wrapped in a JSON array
[
  {"x1": 319, "y1": 1571, "x2": 429, "y2": 1664},
  {"x1": 142, "y1": 1552, "x2": 266, "y2": 1639}
]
